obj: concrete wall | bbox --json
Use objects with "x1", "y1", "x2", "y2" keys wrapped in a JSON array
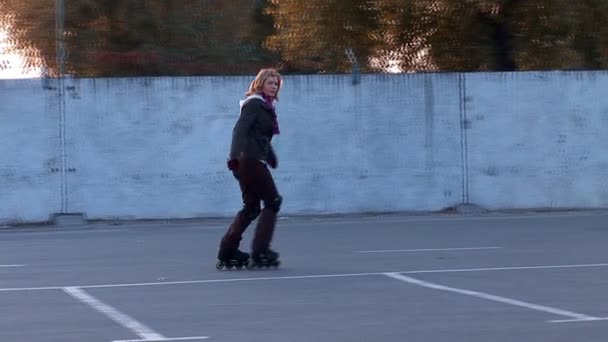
[
  {"x1": 0, "y1": 79, "x2": 62, "y2": 224},
  {"x1": 465, "y1": 72, "x2": 608, "y2": 209},
  {"x1": 1, "y1": 71, "x2": 607, "y2": 224}
]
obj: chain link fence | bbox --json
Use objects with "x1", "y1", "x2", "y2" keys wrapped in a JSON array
[{"x1": 1, "y1": 0, "x2": 607, "y2": 79}]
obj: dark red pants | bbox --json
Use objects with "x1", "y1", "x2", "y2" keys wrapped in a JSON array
[{"x1": 219, "y1": 158, "x2": 281, "y2": 256}]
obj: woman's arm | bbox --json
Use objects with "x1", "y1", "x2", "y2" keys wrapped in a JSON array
[
  {"x1": 267, "y1": 145, "x2": 278, "y2": 169},
  {"x1": 229, "y1": 102, "x2": 259, "y2": 160}
]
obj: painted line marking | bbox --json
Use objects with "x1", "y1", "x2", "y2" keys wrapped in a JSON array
[
  {"x1": 0, "y1": 262, "x2": 606, "y2": 292},
  {"x1": 0, "y1": 264, "x2": 26, "y2": 268},
  {"x1": 383, "y1": 272, "x2": 600, "y2": 322},
  {"x1": 64, "y1": 287, "x2": 211, "y2": 341},
  {"x1": 112, "y1": 337, "x2": 209, "y2": 342},
  {"x1": 398, "y1": 263, "x2": 608, "y2": 274},
  {"x1": 354, "y1": 247, "x2": 502, "y2": 253},
  {"x1": 63, "y1": 287, "x2": 166, "y2": 340},
  {"x1": 277, "y1": 211, "x2": 608, "y2": 226},
  {"x1": 550, "y1": 317, "x2": 608, "y2": 323}
]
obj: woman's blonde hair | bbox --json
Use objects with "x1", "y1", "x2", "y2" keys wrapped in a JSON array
[{"x1": 246, "y1": 68, "x2": 282, "y2": 101}]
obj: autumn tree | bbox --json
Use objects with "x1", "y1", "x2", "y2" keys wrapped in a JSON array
[
  {"x1": 571, "y1": 0, "x2": 608, "y2": 69},
  {"x1": 2, "y1": 0, "x2": 607, "y2": 76},
  {"x1": 264, "y1": 0, "x2": 608, "y2": 73},
  {"x1": 264, "y1": 0, "x2": 380, "y2": 73},
  {"x1": 0, "y1": 0, "x2": 55, "y2": 74},
  {"x1": 422, "y1": 0, "x2": 583, "y2": 71},
  {"x1": 0, "y1": 0, "x2": 277, "y2": 77}
]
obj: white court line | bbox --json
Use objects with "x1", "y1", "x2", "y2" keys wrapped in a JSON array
[
  {"x1": 354, "y1": 247, "x2": 502, "y2": 253},
  {"x1": 401, "y1": 263, "x2": 608, "y2": 274},
  {"x1": 0, "y1": 264, "x2": 26, "y2": 268},
  {"x1": 113, "y1": 337, "x2": 209, "y2": 342},
  {"x1": 0, "y1": 262, "x2": 606, "y2": 292},
  {"x1": 550, "y1": 317, "x2": 608, "y2": 323},
  {"x1": 384, "y1": 272, "x2": 600, "y2": 322},
  {"x1": 63, "y1": 287, "x2": 209, "y2": 342},
  {"x1": 278, "y1": 211, "x2": 608, "y2": 226},
  {"x1": 63, "y1": 287, "x2": 166, "y2": 340}
]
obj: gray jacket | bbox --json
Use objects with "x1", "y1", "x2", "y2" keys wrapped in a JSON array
[{"x1": 229, "y1": 95, "x2": 278, "y2": 165}]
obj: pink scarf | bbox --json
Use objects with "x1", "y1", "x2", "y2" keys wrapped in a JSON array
[{"x1": 262, "y1": 93, "x2": 280, "y2": 135}]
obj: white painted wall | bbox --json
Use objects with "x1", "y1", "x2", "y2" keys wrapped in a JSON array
[
  {"x1": 465, "y1": 71, "x2": 608, "y2": 209},
  {"x1": 0, "y1": 71, "x2": 607, "y2": 224},
  {"x1": 64, "y1": 76, "x2": 248, "y2": 220},
  {"x1": 0, "y1": 79, "x2": 61, "y2": 224},
  {"x1": 62, "y1": 74, "x2": 462, "y2": 220}
]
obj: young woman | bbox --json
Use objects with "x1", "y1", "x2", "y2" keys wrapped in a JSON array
[{"x1": 216, "y1": 68, "x2": 283, "y2": 269}]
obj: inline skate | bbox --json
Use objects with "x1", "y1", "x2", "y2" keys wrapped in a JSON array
[
  {"x1": 247, "y1": 249, "x2": 280, "y2": 269},
  {"x1": 216, "y1": 249, "x2": 250, "y2": 270}
]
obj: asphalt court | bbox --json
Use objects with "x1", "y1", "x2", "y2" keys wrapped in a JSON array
[{"x1": 1, "y1": 211, "x2": 607, "y2": 341}]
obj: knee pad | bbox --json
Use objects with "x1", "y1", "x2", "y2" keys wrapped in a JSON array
[{"x1": 264, "y1": 195, "x2": 282, "y2": 213}]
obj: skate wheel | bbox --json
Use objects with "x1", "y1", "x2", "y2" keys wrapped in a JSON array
[{"x1": 216, "y1": 261, "x2": 224, "y2": 270}]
